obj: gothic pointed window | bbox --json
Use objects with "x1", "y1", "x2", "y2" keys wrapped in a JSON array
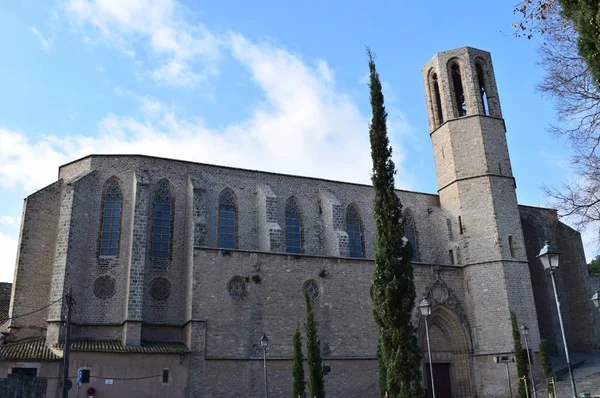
[
  {"x1": 476, "y1": 62, "x2": 490, "y2": 116},
  {"x1": 151, "y1": 180, "x2": 173, "y2": 259},
  {"x1": 99, "y1": 178, "x2": 122, "y2": 257},
  {"x1": 403, "y1": 212, "x2": 418, "y2": 262},
  {"x1": 346, "y1": 204, "x2": 363, "y2": 258},
  {"x1": 450, "y1": 63, "x2": 467, "y2": 117},
  {"x1": 219, "y1": 189, "x2": 237, "y2": 249},
  {"x1": 429, "y1": 71, "x2": 444, "y2": 127},
  {"x1": 285, "y1": 197, "x2": 302, "y2": 254}
]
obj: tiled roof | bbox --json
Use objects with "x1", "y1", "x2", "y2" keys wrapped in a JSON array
[
  {"x1": 57, "y1": 340, "x2": 190, "y2": 354},
  {"x1": 0, "y1": 338, "x2": 189, "y2": 361},
  {"x1": 0, "y1": 338, "x2": 61, "y2": 361}
]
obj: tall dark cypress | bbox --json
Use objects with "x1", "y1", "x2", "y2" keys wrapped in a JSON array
[
  {"x1": 367, "y1": 48, "x2": 423, "y2": 398},
  {"x1": 304, "y1": 293, "x2": 324, "y2": 398},
  {"x1": 292, "y1": 325, "x2": 306, "y2": 398}
]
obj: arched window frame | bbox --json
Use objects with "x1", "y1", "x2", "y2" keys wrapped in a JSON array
[
  {"x1": 218, "y1": 188, "x2": 238, "y2": 249},
  {"x1": 428, "y1": 69, "x2": 444, "y2": 128},
  {"x1": 98, "y1": 177, "x2": 123, "y2": 257},
  {"x1": 475, "y1": 59, "x2": 491, "y2": 116},
  {"x1": 151, "y1": 179, "x2": 174, "y2": 260},
  {"x1": 285, "y1": 197, "x2": 303, "y2": 254},
  {"x1": 403, "y1": 209, "x2": 419, "y2": 262},
  {"x1": 448, "y1": 60, "x2": 467, "y2": 118},
  {"x1": 346, "y1": 204, "x2": 365, "y2": 258}
]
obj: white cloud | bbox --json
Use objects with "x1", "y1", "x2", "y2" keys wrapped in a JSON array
[
  {"x1": 0, "y1": 34, "x2": 411, "y2": 192},
  {"x1": 0, "y1": 216, "x2": 18, "y2": 228},
  {"x1": 63, "y1": 0, "x2": 220, "y2": 86},
  {"x1": 0, "y1": 232, "x2": 17, "y2": 283},
  {"x1": 28, "y1": 26, "x2": 52, "y2": 51}
]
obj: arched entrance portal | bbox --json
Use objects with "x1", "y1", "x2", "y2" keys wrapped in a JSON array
[{"x1": 420, "y1": 304, "x2": 474, "y2": 398}]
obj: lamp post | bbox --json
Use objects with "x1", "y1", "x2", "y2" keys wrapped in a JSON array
[
  {"x1": 591, "y1": 290, "x2": 600, "y2": 310},
  {"x1": 260, "y1": 333, "x2": 269, "y2": 398},
  {"x1": 419, "y1": 297, "x2": 435, "y2": 398},
  {"x1": 520, "y1": 324, "x2": 538, "y2": 398},
  {"x1": 537, "y1": 240, "x2": 577, "y2": 398}
]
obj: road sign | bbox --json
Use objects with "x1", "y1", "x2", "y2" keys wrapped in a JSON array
[{"x1": 65, "y1": 379, "x2": 73, "y2": 391}]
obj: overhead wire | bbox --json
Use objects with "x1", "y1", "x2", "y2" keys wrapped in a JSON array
[{"x1": 0, "y1": 296, "x2": 63, "y2": 324}]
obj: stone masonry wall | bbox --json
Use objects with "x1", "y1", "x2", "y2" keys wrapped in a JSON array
[
  {"x1": 8, "y1": 180, "x2": 62, "y2": 340},
  {"x1": 520, "y1": 205, "x2": 600, "y2": 352}
]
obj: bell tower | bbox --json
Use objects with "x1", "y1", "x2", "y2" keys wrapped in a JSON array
[{"x1": 422, "y1": 47, "x2": 541, "y2": 396}]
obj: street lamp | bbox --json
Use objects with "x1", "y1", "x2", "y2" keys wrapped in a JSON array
[
  {"x1": 520, "y1": 324, "x2": 538, "y2": 398},
  {"x1": 419, "y1": 297, "x2": 435, "y2": 398},
  {"x1": 537, "y1": 240, "x2": 577, "y2": 398},
  {"x1": 260, "y1": 333, "x2": 269, "y2": 398},
  {"x1": 591, "y1": 291, "x2": 600, "y2": 310}
]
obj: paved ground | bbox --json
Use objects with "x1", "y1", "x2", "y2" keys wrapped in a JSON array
[{"x1": 535, "y1": 350, "x2": 600, "y2": 397}]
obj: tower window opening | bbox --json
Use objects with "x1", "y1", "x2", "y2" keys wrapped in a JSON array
[
  {"x1": 509, "y1": 235, "x2": 516, "y2": 258},
  {"x1": 449, "y1": 249, "x2": 455, "y2": 265},
  {"x1": 476, "y1": 63, "x2": 489, "y2": 116},
  {"x1": 458, "y1": 216, "x2": 463, "y2": 235},
  {"x1": 432, "y1": 73, "x2": 444, "y2": 126},
  {"x1": 451, "y1": 63, "x2": 467, "y2": 117}
]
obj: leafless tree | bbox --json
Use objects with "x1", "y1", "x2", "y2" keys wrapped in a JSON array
[{"x1": 515, "y1": 1, "x2": 600, "y2": 243}]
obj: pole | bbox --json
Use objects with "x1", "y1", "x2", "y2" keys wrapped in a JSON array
[
  {"x1": 521, "y1": 376, "x2": 529, "y2": 398},
  {"x1": 505, "y1": 362, "x2": 513, "y2": 398},
  {"x1": 549, "y1": 271, "x2": 577, "y2": 398},
  {"x1": 523, "y1": 331, "x2": 538, "y2": 398},
  {"x1": 62, "y1": 287, "x2": 73, "y2": 398},
  {"x1": 263, "y1": 346, "x2": 268, "y2": 398},
  {"x1": 424, "y1": 317, "x2": 436, "y2": 398}
]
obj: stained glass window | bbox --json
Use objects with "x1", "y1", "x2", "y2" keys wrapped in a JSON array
[
  {"x1": 404, "y1": 216, "x2": 418, "y2": 261},
  {"x1": 99, "y1": 178, "x2": 122, "y2": 257},
  {"x1": 151, "y1": 182, "x2": 172, "y2": 259},
  {"x1": 219, "y1": 190, "x2": 236, "y2": 249},
  {"x1": 286, "y1": 198, "x2": 302, "y2": 254},
  {"x1": 347, "y1": 205, "x2": 363, "y2": 258}
]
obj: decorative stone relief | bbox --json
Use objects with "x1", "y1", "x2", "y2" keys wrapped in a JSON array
[
  {"x1": 93, "y1": 275, "x2": 116, "y2": 299},
  {"x1": 137, "y1": 170, "x2": 150, "y2": 186},
  {"x1": 149, "y1": 277, "x2": 171, "y2": 300},
  {"x1": 227, "y1": 276, "x2": 247, "y2": 300},
  {"x1": 302, "y1": 279, "x2": 320, "y2": 300},
  {"x1": 420, "y1": 268, "x2": 468, "y2": 326}
]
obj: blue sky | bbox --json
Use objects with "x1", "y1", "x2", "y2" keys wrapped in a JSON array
[{"x1": 0, "y1": 0, "x2": 579, "y2": 282}]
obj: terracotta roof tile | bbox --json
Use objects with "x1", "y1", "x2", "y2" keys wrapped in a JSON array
[
  {"x1": 0, "y1": 338, "x2": 189, "y2": 361},
  {"x1": 56, "y1": 340, "x2": 190, "y2": 354},
  {"x1": 0, "y1": 338, "x2": 61, "y2": 361}
]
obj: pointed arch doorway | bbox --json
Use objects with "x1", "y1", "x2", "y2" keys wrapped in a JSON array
[{"x1": 420, "y1": 304, "x2": 474, "y2": 398}]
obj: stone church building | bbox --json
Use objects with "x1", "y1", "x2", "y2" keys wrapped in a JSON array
[{"x1": 2, "y1": 46, "x2": 599, "y2": 397}]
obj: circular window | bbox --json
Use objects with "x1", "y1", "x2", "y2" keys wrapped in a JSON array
[
  {"x1": 149, "y1": 277, "x2": 171, "y2": 300},
  {"x1": 93, "y1": 275, "x2": 116, "y2": 299},
  {"x1": 302, "y1": 280, "x2": 320, "y2": 300},
  {"x1": 227, "y1": 276, "x2": 247, "y2": 300}
]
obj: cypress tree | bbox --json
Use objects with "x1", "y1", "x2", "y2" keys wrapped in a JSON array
[
  {"x1": 304, "y1": 293, "x2": 324, "y2": 398},
  {"x1": 510, "y1": 312, "x2": 528, "y2": 398},
  {"x1": 292, "y1": 325, "x2": 306, "y2": 398},
  {"x1": 558, "y1": 0, "x2": 600, "y2": 88},
  {"x1": 367, "y1": 48, "x2": 423, "y2": 398}
]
